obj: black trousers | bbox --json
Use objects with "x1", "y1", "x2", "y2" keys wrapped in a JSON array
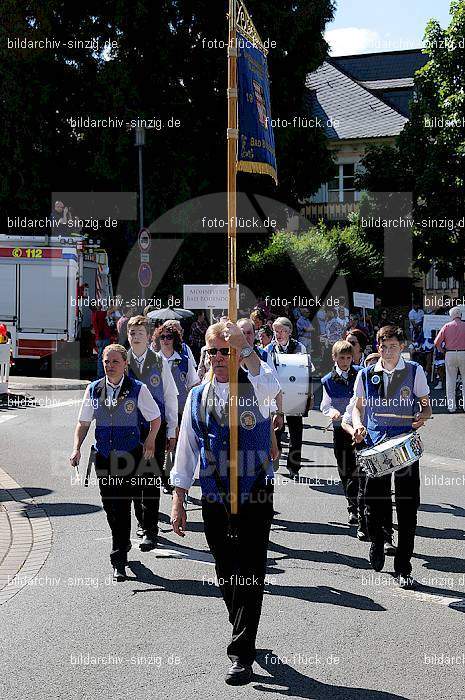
[
  {"x1": 333, "y1": 426, "x2": 359, "y2": 515},
  {"x1": 365, "y1": 461, "x2": 420, "y2": 576},
  {"x1": 133, "y1": 422, "x2": 168, "y2": 534},
  {"x1": 96, "y1": 446, "x2": 159, "y2": 566},
  {"x1": 202, "y1": 487, "x2": 273, "y2": 665},
  {"x1": 276, "y1": 415, "x2": 303, "y2": 473}
]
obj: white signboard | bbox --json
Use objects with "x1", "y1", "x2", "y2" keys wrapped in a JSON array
[
  {"x1": 353, "y1": 292, "x2": 375, "y2": 309},
  {"x1": 423, "y1": 314, "x2": 450, "y2": 337},
  {"x1": 138, "y1": 228, "x2": 151, "y2": 252},
  {"x1": 183, "y1": 284, "x2": 239, "y2": 309}
]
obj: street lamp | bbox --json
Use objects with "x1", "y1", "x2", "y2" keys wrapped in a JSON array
[{"x1": 135, "y1": 126, "x2": 145, "y2": 229}]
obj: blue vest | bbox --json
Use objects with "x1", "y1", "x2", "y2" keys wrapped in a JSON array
[
  {"x1": 361, "y1": 361, "x2": 418, "y2": 446},
  {"x1": 128, "y1": 349, "x2": 165, "y2": 422},
  {"x1": 169, "y1": 349, "x2": 190, "y2": 413},
  {"x1": 321, "y1": 365, "x2": 362, "y2": 420},
  {"x1": 191, "y1": 373, "x2": 273, "y2": 505},
  {"x1": 256, "y1": 347, "x2": 268, "y2": 362},
  {"x1": 89, "y1": 376, "x2": 143, "y2": 458}
]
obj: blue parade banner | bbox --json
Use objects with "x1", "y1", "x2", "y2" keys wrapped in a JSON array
[{"x1": 236, "y1": 30, "x2": 277, "y2": 183}]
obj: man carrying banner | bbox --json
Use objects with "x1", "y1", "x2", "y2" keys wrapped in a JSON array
[{"x1": 170, "y1": 321, "x2": 279, "y2": 685}]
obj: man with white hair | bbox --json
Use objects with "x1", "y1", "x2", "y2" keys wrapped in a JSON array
[{"x1": 434, "y1": 306, "x2": 465, "y2": 413}]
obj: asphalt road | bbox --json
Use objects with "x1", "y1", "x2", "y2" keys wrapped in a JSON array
[{"x1": 1, "y1": 386, "x2": 465, "y2": 700}]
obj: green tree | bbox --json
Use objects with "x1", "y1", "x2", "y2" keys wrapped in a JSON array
[{"x1": 357, "y1": 1, "x2": 465, "y2": 292}]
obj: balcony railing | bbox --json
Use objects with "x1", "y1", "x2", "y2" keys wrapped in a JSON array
[{"x1": 301, "y1": 201, "x2": 358, "y2": 222}]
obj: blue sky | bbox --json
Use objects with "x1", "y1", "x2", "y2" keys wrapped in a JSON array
[{"x1": 326, "y1": 0, "x2": 453, "y2": 55}]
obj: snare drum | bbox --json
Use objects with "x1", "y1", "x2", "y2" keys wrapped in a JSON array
[
  {"x1": 356, "y1": 432, "x2": 423, "y2": 478},
  {"x1": 274, "y1": 353, "x2": 315, "y2": 416}
]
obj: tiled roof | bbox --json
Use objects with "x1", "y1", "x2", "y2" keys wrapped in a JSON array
[
  {"x1": 332, "y1": 50, "x2": 428, "y2": 81},
  {"x1": 305, "y1": 61, "x2": 408, "y2": 140},
  {"x1": 359, "y1": 78, "x2": 414, "y2": 90}
]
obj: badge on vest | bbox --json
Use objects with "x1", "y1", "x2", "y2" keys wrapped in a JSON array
[
  {"x1": 179, "y1": 371, "x2": 187, "y2": 383},
  {"x1": 400, "y1": 385, "x2": 411, "y2": 399},
  {"x1": 240, "y1": 410, "x2": 257, "y2": 430},
  {"x1": 150, "y1": 374, "x2": 161, "y2": 387},
  {"x1": 124, "y1": 399, "x2": 136, "y2": 414},
  {"x1": 371, "y1": 375, "x2": 381, "y2": 385}
]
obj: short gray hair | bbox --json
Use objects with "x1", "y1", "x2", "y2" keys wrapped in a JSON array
[
  {"x1": 272, "y1": 317, "x2": 292, "y2": 331},
  {"x1": 450, "y1": 306, "x2": 462, "y2": 319}
]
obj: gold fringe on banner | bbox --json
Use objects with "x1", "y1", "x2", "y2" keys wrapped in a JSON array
[{"x1": 237, "y1": 159, "x2": 278, "y2": 184}]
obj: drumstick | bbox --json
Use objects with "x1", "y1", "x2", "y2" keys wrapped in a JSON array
[
  {"x1": 373, "y1": 413, "x2": 434, "y2": 419},
  {"x1": 323, "y1": 420, "x2": 333, "y2": 432}
]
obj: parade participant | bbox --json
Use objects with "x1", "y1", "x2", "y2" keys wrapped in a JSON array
[
  {"x1": 320, "y1": 340, "x2": 362, "y2": 526},
  {"x1": 258, "y1": 325, "x2": 273, "y2": 349},
  {"x1": 170, "y1": 321, "x2": 279, "y2": 686},
  {"x1": 267, "y1": 317, "x2": 306, "y2": 478},
  {"x1": 153, "y1": 320, "x2": 200, "y2": 419},
  {"x1": 341, "y1": 352, "x2": 380, "y2": 542},
  {"x1": 352, "y1": 326, "x2": 432, "y2": 589},
  {"x1": 433, "y1": 306, "x2": 465, "y2": 413},
  {"x1": 167, "y1": 319, "x2": 198, "y2": 368},
  {"x1": 296, "y1": 308, "x2": 313, "y2": 353},
  {"x1": 69, "y1": 344, "x2": 161, "y2": 581},
  {"x1": 408, "y1": 302, "x2": 424, "y2": 340},
  {"x1": 250, "y1": 308, "x2": 267, "y2": 336},
  {"x1": 346, "y1": 329, "x2": 368, "y2": 366},
  {"x1": 126, "y1": 316, "x2": 178, "y2": 549}
]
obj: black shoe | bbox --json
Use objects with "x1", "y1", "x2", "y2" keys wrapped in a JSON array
[
  {"x1": 225, "y1": 662, "x2": 253, "y2": 686},
  {"x1": 113, "y1": 565, "x2": 126, "y2": 581},
  {"x1": 348, "y1": 513, "x2": 358, "y2": 526},
  {"x1": 369, "y1": 537, "x2": 385, "y2": 572},
  {"x1": 136, "y1": 526, "x2": 144, "y2": 538},
  {"x1": 357, "y1": 527, "x2": 369, "y2": 541},
  {"x1": 163, "y1": 484, "x2": 174, "y2": 495},
  {"x1": 139, "y1": 533, "x2": 157, "y2": 551},
  {"x1": 397, "y1": 574, "x2": 415, "y2": 590}
]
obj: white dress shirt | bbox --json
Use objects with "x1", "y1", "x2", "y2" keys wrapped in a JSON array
[
  {"x1": 353, "y1": 357, "x2": 430, "y2": 399},
  {"x1": 170, "y1": 365, "x2": 280, "y2": 490},
  {"x1": 320, "y1": 365, "x2": 351, "y2": 418},
  {"x1": 78, "y1": 376, "x2": 161, "y2": 423},
  {"x1": 163, "y1": 350, "x2": 200, "y2": 390}
]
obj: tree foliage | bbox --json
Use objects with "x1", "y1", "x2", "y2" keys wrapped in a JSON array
[{"x1": 356, "y1": 1, "x2": 465, "y2": 286}]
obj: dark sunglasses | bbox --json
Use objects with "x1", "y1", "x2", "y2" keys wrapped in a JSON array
[
  {"x1": 160, "y1": 334, "x2": 173, "y2": 340},
  {"x1": 206, "y1": 347, "x2": 230, "y2": 357}
]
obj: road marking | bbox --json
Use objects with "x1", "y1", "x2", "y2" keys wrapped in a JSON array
[
  {"x1": 391, "y1": 589, "x2": 465, "y2": 608},
  {"x1": 94, "y1": 536, "x2": 215, "y2": 566},
  {"x1": 0, "y1": 415, "x2": 17, "y2": 424}
]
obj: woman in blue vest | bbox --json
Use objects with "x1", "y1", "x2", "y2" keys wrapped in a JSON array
[
  {"x1": 70, "y1": 344, "x2": 161, "y2": 581},
  {"x1": 170, "y1": 321, "x2": 279, "y2": 686},
  {"x1": 152, "y1": 320, "x2": 200, "y2": 421},
  {"x1": 352, "y1": 325, "x2": 432, "y2": 589}
]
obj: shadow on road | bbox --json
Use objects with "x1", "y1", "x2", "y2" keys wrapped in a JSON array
[{"x1": 253, "y1": 649, "x2": 406, "y2": 698}]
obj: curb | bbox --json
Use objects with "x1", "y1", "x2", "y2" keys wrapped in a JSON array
[
  {"x1": 9, "y1": 378, "x2": 89, "y2": 392},
  {"x1": 0, "y1": 467, "x2": 53, "y2": 606}
]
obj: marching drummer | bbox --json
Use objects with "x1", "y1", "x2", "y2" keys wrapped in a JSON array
[
  {"x1": 352, "y1": 325, "x2": 431, "y2": 589},
  {"x1": 320, "y1": 340, "x2": 363, "y2": 527}
]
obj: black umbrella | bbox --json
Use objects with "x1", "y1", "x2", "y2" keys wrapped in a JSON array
[{"x1": 146, "y1": 307, "x2": 194, "y2": 321}]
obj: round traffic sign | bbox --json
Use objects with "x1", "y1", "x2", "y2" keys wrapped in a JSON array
[{"x1": 138, "y1": 262, "x2": 152, "y2": 288}]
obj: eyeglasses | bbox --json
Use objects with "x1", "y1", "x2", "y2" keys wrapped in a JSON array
[
  {"x1": 206, "y1": 347, "x2": 230, "y2": 357},
  {"x1": 160, "y1": 334, "x2": 174, "y2": 340}
]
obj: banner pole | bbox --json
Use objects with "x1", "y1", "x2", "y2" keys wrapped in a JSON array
[{"x1": 227, "y1": 0, "x2": 239, "y2": 516}]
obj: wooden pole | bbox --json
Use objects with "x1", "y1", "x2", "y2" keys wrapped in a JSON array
[{"x1": 227, "y1": 0, "x2": 239, "y2": 516}]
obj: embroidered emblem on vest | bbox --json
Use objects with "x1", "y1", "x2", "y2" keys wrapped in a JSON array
[
  {"x1": 124, "y1": 399, "x2": 136, "y2": 414},
  {"x1": 179, "y1": 371, "x2": 187, "y2": 383},
  {"x1": 371, "y1": 375, "x2": 381, "y2": 385},
  {"x1": 240, "y1": 410, "x2": 257, "y2": 430},
  {"x1": 400, "y1": 385, "x2": 411, "y2": 399},
  {"x1": 150, "y1": 374, "x2": 160, "y2": 387}
]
